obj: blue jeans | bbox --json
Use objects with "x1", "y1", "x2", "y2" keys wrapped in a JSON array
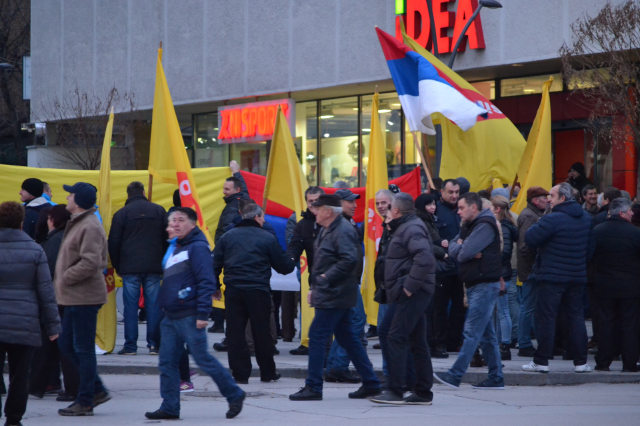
[
  {"x1": 122, "y1": 274, "x2": 162, "y2": 351},
  {"x1": 159, "y1": 316, "x2": 244, "y2": 416},
  {"x1": 517, "y1": 280, "x2": 539, "y2": 349},
  {"x1": 507, "y1": 273, "x2": 520, "y2": 341},
  {"x1": 326, "y1": 291, "x2": 367, "y2": 372},
  {"x1": 448, "y1": 282, "x2": 503, "y2": 386},
  {"x1": 57, "y1": 305, "x2": 106, "y2": 407},
  {"x1": 306, "y1": 308, "x2": 380, "y2": 393},
  {"x1": 495, "y1": 278, "x2": 512, "y2": 345}
]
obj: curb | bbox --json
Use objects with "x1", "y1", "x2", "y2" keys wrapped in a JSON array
[{"x1": 95, "y1": 365, "x2": 640, "y2": 386}]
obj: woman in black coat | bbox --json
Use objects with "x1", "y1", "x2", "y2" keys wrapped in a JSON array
[
  {"x1": 0, "y1": 201, "x2": 60, "y2": 425},
  {"x1": 414, "y1": 193, "x2": 447, "y2": 260}
]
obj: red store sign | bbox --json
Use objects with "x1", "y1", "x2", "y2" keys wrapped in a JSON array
[
  {"x1": 396, "y1": 0, "x2": 486, "y2": 54},
  {"x1": 218, "y1": 98, "x2": 296, "y2": 144}
]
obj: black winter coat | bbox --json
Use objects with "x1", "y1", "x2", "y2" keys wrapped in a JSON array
[
  {"x1": 23, "y1": 197, "x2": 51, "y2": 241},
  {"x1": 287, "y1": 209, "x2": 322, "y2": 270},
  {"x1": 0, "y1": 229, "x2": 61, "y2": 347},
  {"x1": 213, "y1": 219, "x2": 294, "y2": 292},
  {"x1": 525, "y1": 200, "x2": 595, "y2": 284},
  {"x1": 41, "y1": 228, "x2": 65, "y2": 279},
  {"x1": 384, "y1": 213, "x2": 436, "y2": 303},
  {"x1": 374, "y1": 224, "x2": 392, "y2": 291},
  {"x1": 214, "y1": 172, "x2": 249, "y2": 245},
  {"x1": 310, "y1": 215, "x2": 362, "y2": 309},
  {"x1": 593, "y1": 217, "x2": 640, "y2": 298},
  {"x1": 500, "y1": 219, "x2": 518, "y2": 280},
  {"x1": 592, "y1": 204, "x2": 609, "y2": 227},
  {"x1": 416, "y1": 210, "x2": 446, "y2": 259},
  {"x1": 108, "y1": 195, "x2": 167, "y2": 275}
]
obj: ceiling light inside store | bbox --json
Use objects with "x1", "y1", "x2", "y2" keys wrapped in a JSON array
[
  {"x1": 388, "y1": 121, "x2": 394, "y2": 125},
  {"x1": 320, "y1": 115, "x2": 334, "y2": 119},
  {"x1": 353, "y1": 108, "x2": 359, "y2": 111},
  {"x1": 523, "y1": 89, "x2": 535, "y2": 93},
  {"x1": 385, "y1": 129, "x2": 390, "y2": 132},
  {"x1": 378, "y1": 109, "x2": 391, "y2": 113},
  {"x1": 324, "y1": 133, "x2": 330, "y2": 137},
  {"x1": 362, "y1": 128, "x2": 371, "y2": 132},
  {"x1": 391, "y1": 103, "x2": 401, "y2": 106}
]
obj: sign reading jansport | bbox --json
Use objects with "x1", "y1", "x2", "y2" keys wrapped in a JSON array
[
  {"x1": 395, "y1": 0, "x2": 486, "y2": 54},
  {"x1": 217, "y1": 99, "x2": 296, "y2": 144}
]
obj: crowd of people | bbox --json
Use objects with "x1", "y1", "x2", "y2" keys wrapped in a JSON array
[{"x1": 1, "y1": 160, "x2": 639, "y2": 423}]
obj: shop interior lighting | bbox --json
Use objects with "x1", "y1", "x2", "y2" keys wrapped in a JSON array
[
  {"x1": 388, "y1": 121, "x2": 394, "y2": 125},
  {"x1": 324, "y1": 133, "x2": 330, "y2": 137},
  {"x1": 378, "y1": 109, "x2": 391, "y2": 113},
  {"x1": 320, "y1": 115, "x2": 334, "y2": 119}
]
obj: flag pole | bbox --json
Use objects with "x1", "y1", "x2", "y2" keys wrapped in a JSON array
[
  {"x1": 412, "y1": 131, "x2": 435, "y2": 190},
  {"x1": 148, "y1": 41, "x2": 163, "y2": 203},
  {"x1": 263, "y1": 105, "x2": 283, "y2": 213}
]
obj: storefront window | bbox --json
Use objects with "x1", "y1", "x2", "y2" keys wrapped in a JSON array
[
  {"x1": 470, "y1": 80, "x2": 495, "y2": 100},
  {"x1": 500, "y1": 73, "x2": 563, "y2": 97},
  {"x1": 193, "y1": 113, "x2": 229, "y2": 168},
  {"x1": 230, "y1": 142, "x2": 268, "y2": 176},
  {"x1": 295, "y1": 102, "x2": 318, "y2": 186},
  {"x1": 319, "y1": 97, "x2": 359, "y2": 187},
  {"x1": 360, "y1": 93, "x2": 402, "y2": 185}
]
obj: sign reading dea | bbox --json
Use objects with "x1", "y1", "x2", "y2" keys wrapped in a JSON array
[
  {"x1": 395, "y1": 0, "x2": 486, "y2": 54},
  {"x1": 217, "y1": 98, "x2": 296, "y2": 144}
]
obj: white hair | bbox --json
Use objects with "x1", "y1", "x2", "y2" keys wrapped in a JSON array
[{"x1": 327, "y1": 206, "x2": 343, "y2": 214}]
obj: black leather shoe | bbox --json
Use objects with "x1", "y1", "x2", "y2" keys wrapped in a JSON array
[
  {"x1": 594, "y1": 365, "x2": 610, "y2": 372},
  {"x1": 373, "y1": 343, "x2": 381, "y2": 349},
  {"x1": 370, "y1": 391, "x2": 406, "y2": 405},
  {"x1": 261, "y1": 373, "x2": 281, "y2": 383},
  {"x1": 431, "y1": 348, "x2": 449, "y2": 359},
  {"x1": 145, "y1": 409, "x2": 179, "y2": 420},
  {"x1": 289, "y1": 386, "x2": 322, "y2": 401},
  {"x1": 324, "y1": 369, "x2": 361, "y2": 384},
  {"x1": 348, "y1": 385, "x2": 381, "y2": 399},
  {"x1": 58, "y1": 403, "x2": 93, "y2": 416},
  {"x1": 226, "y1": 391, "x2": 245, "y2": 419},
  {"x1": 207, "y1": 325, "x2": 225, "y2": 333},
  {"x1": 117, "y1": 348, "x2": 137, "y2": 355},
  {"x1": 518, "y1": 346, "x2": 536, "y2": 357},
  {"x1": 289, "y1": 345, "x2": 308, "y2": 355},
  {"x1": 213, "y1": 338, "x2": 228, "y2": 352},
  {"x1": 500, "y1": 344, "x2": 512, "y2": 361}
]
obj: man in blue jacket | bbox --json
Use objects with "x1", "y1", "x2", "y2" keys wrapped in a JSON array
[
  {"x1": 145, "y1": 207, "x2": 245, "y2": 420},
  {"x1": 521, "y1": 183, "x2": 595, "y2": 374}
]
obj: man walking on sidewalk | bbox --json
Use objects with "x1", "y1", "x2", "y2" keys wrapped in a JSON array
[
  {"x1": 289, "y1": 195, "x2": 381, "y2": 401},
  {"x1": 146, "y1": 208, "x2": 245, "y2": 420},
  {"x1": 433, "y1": 192, "x2": 504, "y2": 390}
]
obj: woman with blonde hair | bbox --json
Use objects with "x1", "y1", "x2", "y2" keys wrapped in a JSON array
[{"x1": 490, "y1": 195, "x2": 518, "y2": 361}]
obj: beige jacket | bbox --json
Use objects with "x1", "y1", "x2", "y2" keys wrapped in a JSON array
[{"x1": 54, "y1": 208, "x2": 108, "y2": 306}]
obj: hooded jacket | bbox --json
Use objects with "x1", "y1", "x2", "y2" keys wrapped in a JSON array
[
  {"x1": 525, "y1": 200, "x2": 595, "y2": 284},
  {"x1": 383, "y1": 213, "x2": 436, "y2": 303},
  {"x1": 0, "y1": 228, "x2": 61, "y2": 347},
  {"x1": 213, "y1": 219, "x2": 294, "y2": 292},
  {"x1": 160, "y1": 227, "x2": 216, "y2": 321},
  {"x1": 214, "y1": 172, "x2": 249, "y2": 245}
]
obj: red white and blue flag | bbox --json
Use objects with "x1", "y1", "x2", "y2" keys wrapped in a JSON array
[{"x1": 376, "y1": 28, "x2": 487, "y2": 133}]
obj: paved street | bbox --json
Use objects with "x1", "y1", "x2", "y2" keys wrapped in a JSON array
[{"x1": 12, "y1": 375, "x2": 640, "y2": 426}]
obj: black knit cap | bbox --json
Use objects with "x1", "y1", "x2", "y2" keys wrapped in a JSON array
[
  {"x1": 311, "y1": 194, "x2": 341, "y2": 208},
  {"x1": 21, "y1": 178, "x2": 44, "y2": 198}
]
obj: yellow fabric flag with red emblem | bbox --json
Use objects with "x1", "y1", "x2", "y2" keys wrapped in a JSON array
[
  {"x1": 95, "y1": 109, "x2": 117, "y2": 353},
  {"x1": 148, "y1": 47, "x2": 213, "y2": 246},
  {"x1": 362, "y1": 92, "x2": 389, "y2": 326}
]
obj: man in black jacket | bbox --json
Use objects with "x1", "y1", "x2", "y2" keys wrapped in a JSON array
[
  {"x1": 109, "y1": 181, "x2": 167, "y2": 356},
  {"x1": 19, "y1": 178, "x2": 51, "y2": 241},
  {"x1": 286, "y1": 186, "x2": 324, "y2": 354},
  {"x1": 593, "y1": 198, "x2": 640, "y2": 372},
  {"x1": 289, "y1": 195, "x2": 380, "y2": 401},
  {"x1": 592, "y1": 187, "x2": 622, "y2": 226},
  {"x1": 434, "y1": 192, "x2": 504, "y2": 390},
  {"x1": 214, "y1": 161, "x2": 249, "y2": 245},
  {"x1": 213, "y1": 203, "x2": 294, "y2": 384},
  {"x1": 372, "y1": 193, "x2": 435, "y2": 405}
]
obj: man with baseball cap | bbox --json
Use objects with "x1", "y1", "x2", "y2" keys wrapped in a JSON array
[
  {"x1": 289, "y1": 195, "x2": 380, "y2": 401},
  {"x1": 19, "y1": 177, "x2": 51, "y2": 241},
  {"x1": 516, "y1": 186, "x2": 549, "y2": 357},
  {"x1": 55, "y1": 183, "x2": 111, "y2": 416}
]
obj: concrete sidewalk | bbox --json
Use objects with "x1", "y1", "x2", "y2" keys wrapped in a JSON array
[{"x1": 95, "y1": 321, "x2": 640, "y2": 386}]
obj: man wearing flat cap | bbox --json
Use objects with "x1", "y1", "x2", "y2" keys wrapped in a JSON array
[
  {"x1": 516, "y1": 186, "x2": 549, "y2": 357},
  {"x1": 289, "y1": 195, "x2": 381, "y2": 401},
  {"x1": 55, "y1": 183, "x2": 111, "y2": 416}
]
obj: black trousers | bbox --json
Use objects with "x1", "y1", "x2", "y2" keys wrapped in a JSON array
[
  {"x1": 225, "y1": 287, "x2": 276, "y2": 382},
  {"x1": 586, "y1": 283, "x2": 600, "y2": 344},
  {"x1": 385, "y1": 290, "x2": 434, "y2": 399},
  {"x1": 595, "y1": 297, "x2": 640, "y2": 371},
  {"x1": 433, "y1": 275, "x2": 466, "y2": 351},
  {"x1": 280, "y1": 291, "x2": 298, "y2": 341},
  {"x1": 29, "y1": 326, "x2": 61, "y2": 397},
  {"x1": 0, "y1": 342, "x2": 36, "y2": 425}
]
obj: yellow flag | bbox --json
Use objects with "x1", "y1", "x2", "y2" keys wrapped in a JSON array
[
  {"x1": 400, "y1": 28, "x2": 526, "y2": 191},
  {"x1": 362, "y1": 93, "x2": 388, "y2": 326},
  {"x1": 95, "y1": 110, "x2": 117, "y2": 353},
  {"x1": 300, "y1": 257, "x2": 313, "y2": 347},
  {"x1": 149, "y1": 48, "x2": 213, "y2": 246},
  {"x1": 511, "y1": 77, "x2": 554, "y2": 214}
]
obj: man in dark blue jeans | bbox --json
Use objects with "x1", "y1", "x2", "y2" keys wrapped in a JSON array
[
  {"x1": 522, "y1": 183, "x2": 594, "y2": 373},
  {"x1": 145, "y1": 207, "x2": 245, "y2": 420},
  {"x1": 109, "y1": 181, "x2": 167, "y2": 355},
  {"x1": 289, "y1": 195, "x2": 381, "y2": 401}
]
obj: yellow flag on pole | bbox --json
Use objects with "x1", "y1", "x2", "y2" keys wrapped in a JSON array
[
  {"x1": 262, "y1": 107, "x2": 313, "y2": 346},
  {"x1": 399, "y1": 27, "x2": 526, "y2": 191},
  {"x1": 362, "y1": 93, "x2": 388, "y2": 326},
  {"x1": 149, "y1": 47, "x2": 213, "y2": 246},
  {"x1": 511, "y1": 77, "x2": 554, "y2": 214},
  {"x1": 95, "y1": 109, "x2": 117, "y2": 353}
]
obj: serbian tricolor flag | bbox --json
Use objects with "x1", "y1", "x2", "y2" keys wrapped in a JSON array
[{"x1": 376, "y1": 27, "x2": 487, "y2": 133}]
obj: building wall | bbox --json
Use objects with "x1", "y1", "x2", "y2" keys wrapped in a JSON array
[
  {"x1": 27, "y1": 146, "x2": 134, "y2": 170},
  {"x1": 31, "y1": 0, "x2": 627, "y2": 120}
]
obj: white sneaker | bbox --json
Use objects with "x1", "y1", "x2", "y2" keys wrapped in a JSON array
[
  {"x1": 522, "y1": 361, "x2": 549, "y2": 373},
  {"x1": 575, "y1": 364, "x2": 592, "y2": 373},
  {"x1": 95, "y1": 344, "x2": 108, "y2": 355}
]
